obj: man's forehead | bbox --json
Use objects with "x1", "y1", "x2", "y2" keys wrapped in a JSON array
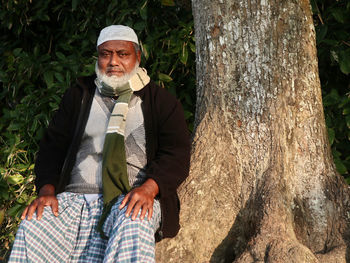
[{"x1": 98, "y1": 40, "x2": 134, "y2": 51}]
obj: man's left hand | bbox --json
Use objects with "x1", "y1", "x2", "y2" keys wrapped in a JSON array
[{"x1": 119, "y1": 178, "x2": 159, "y2": 221}]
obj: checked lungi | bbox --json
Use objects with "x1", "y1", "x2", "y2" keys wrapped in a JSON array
[{"x1": 8, "y1": 192, "x2": 161, "y2": 263}]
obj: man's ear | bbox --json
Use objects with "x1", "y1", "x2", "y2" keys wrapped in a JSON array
[{"x1": 137, "y1": 50, "x2": 141, "y2": 63}]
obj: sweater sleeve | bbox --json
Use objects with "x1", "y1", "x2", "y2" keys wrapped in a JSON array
[
  {"x1": 146, "y1": 90, "x2": 191, "y2": 199},
  {"x1": 34, "y1": 87, "x2": 79, "y2": 192}
]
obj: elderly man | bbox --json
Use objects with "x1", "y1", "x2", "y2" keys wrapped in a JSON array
[{"x1": 9, "y1": 25, "x2": 190, "y2": 262}]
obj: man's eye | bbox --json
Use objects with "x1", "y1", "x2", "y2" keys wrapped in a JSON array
[{"x1": 119, "y1": 53, "x2": 128, "y2": 57}]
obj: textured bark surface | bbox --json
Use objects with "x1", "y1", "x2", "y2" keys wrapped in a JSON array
[{"x1": 156, "y1": 0, "x2": 350, "y2": 262}]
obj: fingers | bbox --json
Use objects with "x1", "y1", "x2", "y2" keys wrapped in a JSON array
[
  {"x1": 51, "y1": 198, "x2": 59, "y2": 217},
  {"x1": 131, "y1": 201, "x2": 142, "y2": 221},
  {"x1": 21, "y1": 206, "x2": 29, "y2": 220},
  {"x1": 140, "y1": 203, "x2": 148, "y2": 221},
  {"x1": 26, "y1": 200, "x2": 38, "y2": 220},
  {"x1": 121, "y1": 190, "x2": 154, "y2": 221},
  {"x1": 147, "y1": 206, "x2": 153, "y2": 221},
  {"x1": 119, "y1": 193, "x2": 130, "y2": 210},
  {"x1": 21, "y1": 196, "x2": 59, "y2": 221},
  {"x1": 36, "y1": 202, "x2": 44, "y2": 220},
  {"x1": 125, "y1": 196, "x2": 137, "y2": 218}
]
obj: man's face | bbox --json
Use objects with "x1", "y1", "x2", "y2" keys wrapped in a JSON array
[{"x1": 97, "y1": 40, "x2": 141, "y2": 77}]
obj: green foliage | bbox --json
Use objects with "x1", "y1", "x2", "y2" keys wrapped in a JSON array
[
  {"x1": 311, "y1": 0, "x2": 350, "y2": 178},
  {"x1": 0, "y1": 0, "x2": 194, "y2": 260},
  {"x1": 0, "y1": 149, "x2": 36, "y2": 256}
]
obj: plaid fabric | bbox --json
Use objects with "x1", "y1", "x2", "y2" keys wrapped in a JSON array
[{"x1": 8, "y1": 192, "x2": 161, "y2": 263}]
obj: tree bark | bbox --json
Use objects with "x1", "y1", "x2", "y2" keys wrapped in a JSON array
[{"x1": 156, "y1": 0, "x2": 350, "y2": 262}]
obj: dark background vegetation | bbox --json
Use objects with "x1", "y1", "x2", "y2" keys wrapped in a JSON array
[{"x1": 0, "y1": 0, "x2": 348, "y2": 260}]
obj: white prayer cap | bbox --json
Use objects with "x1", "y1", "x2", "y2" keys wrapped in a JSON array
[{"x1": 97, "y1": 25, "x2": 139, "y2": 47}]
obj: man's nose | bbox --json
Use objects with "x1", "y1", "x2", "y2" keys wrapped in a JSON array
[{"x1": 109, "y1": 53, "x2": 119, "y2": 66}]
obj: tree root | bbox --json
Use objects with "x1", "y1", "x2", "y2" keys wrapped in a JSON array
[{"x1": 234, "y1": 235, "x2": 347, "y2": 263}]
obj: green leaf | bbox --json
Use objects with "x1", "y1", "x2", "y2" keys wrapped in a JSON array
[
  {"x1": 49, "y1": 102, "x2": 59, "y2": 111},
  {"x1": 322, "y1": 39, "x2": 339, "y2": 46},
  {"x1": 184, "y1": 93, "x2": 192, "y2": 105},
  {"x1": 316, "y1": 24, "x2": 327, "y2": 44},
  {"x1": 158, "y1": 73, "x2": 173, "y2": 82},
  {"x1": 339, "y1": 50, "x2": 350, "y2": 75},
  {"x1": 54, "y1": 72, "x2": 64, "y2": 82},
  {"x1": 0, "y1": 191, "x2": 10, "y2": 201},
  {"x1": 345, "y1": 177, "x2": 350, "y2": 184},
  {"x1": 106, "y1": 2, "x2": 118, "y2": 14},
  {"x1": 334, "y1": 157, "x2": 348, "y2": 174},
  {"x1": 6, "y1": 174, "x2": 24, "y2": 185},
  {"x1": 13, "y1": 48, "x2": 22, "y2": 56},
  {"x1": 168, "y1": 85, "x2": 177, "y2": 96},
  {"x1": 72, "y1": 0, "x2": 78, "y2": 11},
  {"x1": 180, "y1": 44, "x2": 188, "y2": 65},
  {"x1": 24, "y1": 195, "x2": 37, "y2": 207},
  {"x1": 7, "y1": 203, "x2": 23, "y2": 217},
  {"x1": 310, "y1": 0, "x2": 319, "y2": 14},
  {"x1": 343, "y1": 107, "x2": 350, "y2": 115},
  {"x1": 17, "y1": 193, "x2": 29, "y2": 204},
  {"x1": 332, "y1": 149, "x2": 341, "y2": 159},
  {"x1": 346, "y1": 115, "x2": 350, "y2": 129},
  {"x1": 15, "y1": 164, "x2": 29, "y2": 172},
  {"x1": 35, "y1": 127, "x2": 45, "y2": 141},
  {"x1": 34, "y1": 45, "x2": 40, "y2": 57},
  {"x1": 330, "y1": 50, "x2": 339, "y2": 63},
  {"x1": 339, "y1": 97, "x2": 350, "y2": 108},
  {"x1": 41, "y1": 15, "x2": 50, "y2": 21},
  {"x1": 44, "y1": 71, "x2": 54, "y2": 88},
  {"x1": 328, "y1": 128, "x2": 335, "y2": 145},
  {"x1": 30, "y1": 118, "x2": 38, "y2": 132},
  {"x1": 140, "y1": 5, "x2": 147, "y2": 20},
  {"x1": 0, "y1": 209, "x2": 5, "y2": 225},
  {"x1": 134, "y1": 21, "x2": 145, "y2": 31},
  {"x1": 7, "y1": 122, "x2": 21, "y2": 131},
  {"x1": 161, "y1": 0, "x2": 175, "y2": 6},
  {"x1": 331, "y1": 8, "x2": 346, "y2": 24},
  {"x1": 56, "y1": 52, "x2": 66, "y2": 60},
  {"x1": 141, "y1": 43, "x2": 149, "y2": 60},
  {"x1": 323, "y1": 89, "x2": 340, "y2": 106},
  {"x1": 189, "y1": 42, "x2": 196, "y2": 53},
  {"x1": 184, "y1": 110, "x2": 193, "y2": 120}
]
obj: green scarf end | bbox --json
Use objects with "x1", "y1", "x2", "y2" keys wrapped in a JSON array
[{"x1": 97, "y1": 195, "x2": 122, "y2": 239}]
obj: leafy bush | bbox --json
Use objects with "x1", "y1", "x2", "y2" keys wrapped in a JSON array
[{"x1": 0, "y1": 0, "x2": 195, "y2": 260}]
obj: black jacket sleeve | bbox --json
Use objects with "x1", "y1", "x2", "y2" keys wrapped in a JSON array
[
  {"x1": 34, "y1": 86, "x2": 81, "y2": 192},
  {"x1": 146, "y1": 96, "x2": 191, "y2": 198},
  {"x1": 139, "y1": 83, "x2": 191, "y2": 239}
]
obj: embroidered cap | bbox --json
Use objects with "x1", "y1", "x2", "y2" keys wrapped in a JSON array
[{"x1": 97, "y1": 25, "x2": 139, "y2": 47}]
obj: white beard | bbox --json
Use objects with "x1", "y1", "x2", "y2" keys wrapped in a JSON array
[{"x1": 95, "y1": 61, "x2": 140, "y2": 88}]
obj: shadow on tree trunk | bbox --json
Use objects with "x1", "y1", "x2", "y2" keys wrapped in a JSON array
[
  {"x1": 210, "y1": 179, "x2": 267, "y2": 262},
  {"x1": 210, "y1": 174, "x2": 350, "y2": 262}
]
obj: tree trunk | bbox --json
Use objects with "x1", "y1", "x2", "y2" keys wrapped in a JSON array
[{"x1": 156, "y1": 0, "x2": 350, "y2": 262}]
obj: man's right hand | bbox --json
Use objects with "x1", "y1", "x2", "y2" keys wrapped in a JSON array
[{"x1": 21, "y1": 184, "x2": 59, "y2": 221}]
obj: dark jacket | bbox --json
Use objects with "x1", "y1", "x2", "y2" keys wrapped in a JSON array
[{"x1": 34, "y1": 75, "x2": 191, "y2": 240}]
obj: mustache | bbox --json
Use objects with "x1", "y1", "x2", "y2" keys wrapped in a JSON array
[{"x1": 107, "y1": 66, "x2": 124, "y2": 72}]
